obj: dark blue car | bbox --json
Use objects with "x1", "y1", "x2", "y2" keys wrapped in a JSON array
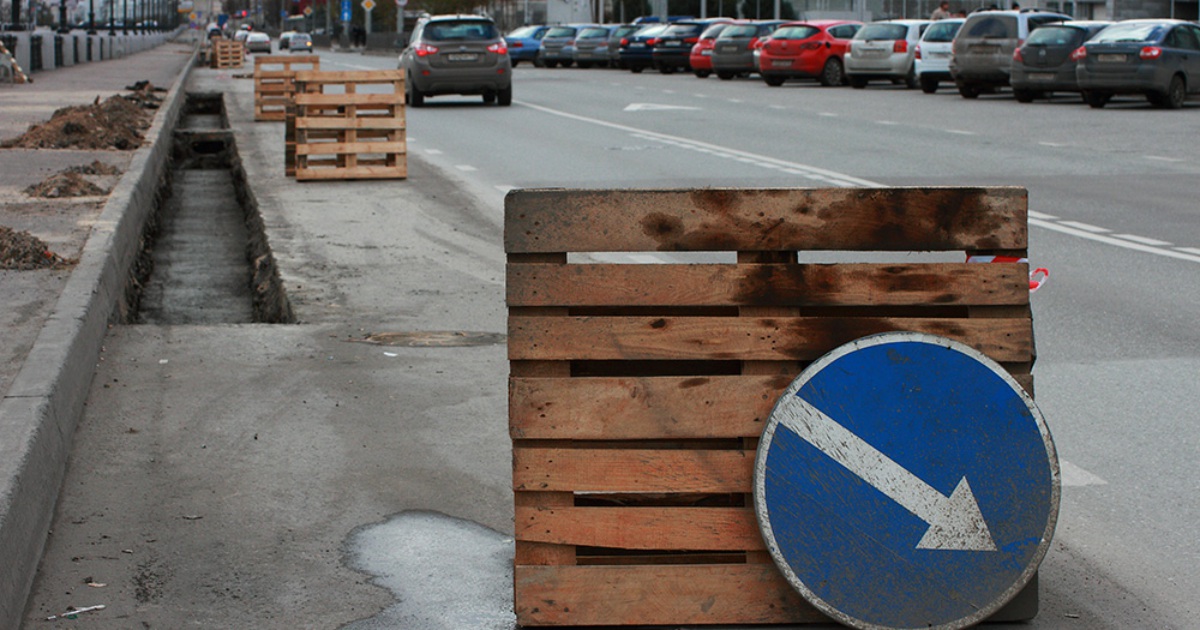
[{"x1": 618, "y1": 24, "x2": 669, "y2": 73}]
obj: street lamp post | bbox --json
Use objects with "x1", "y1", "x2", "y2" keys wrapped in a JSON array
[
  {"x1": 88, "y1": 0, "x2": 96, "y2": 33},
  {"x1": 123, "y1": 0, "x2": 128, "y2": 33},
  {"x1": 59, "y1": 0, "x2": 70, "y2": 32}
]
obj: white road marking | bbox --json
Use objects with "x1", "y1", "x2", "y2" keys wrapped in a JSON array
[
  {"x1": 818, "y1": 112, "x2": 839, "y2": 117},
  {"x1": 876, "y1": 120, "x2": 900, "y2": 125},
  {"x1": 624, "y1": 103, "x2": 701, "y2": 111},
  {"x1": 1038, "y1": 141, "x2": 1068, "y2": 147},
  {"x1": 1031, "y1": 218, "x2": 1200, "y2": 264},
  {"x1": 1176, "y1": 247, "x2": 1200, "y2": 256},
  {"x1": 1028, "y1": 210, "x2": 1059, "y2": 220},
  {"x1": 945, "y1": 129, "x2": 976, "y2": 135},
  {"x1": 456, "y1": 165, "x2": 477, "y2": 172},
  {"x1": 1115, "y1": 234, "x2": 1172, "y2": 247},
  {"x1": 1058, "y1": 220, "x2": 1110, "y2": 233},
  {"x1": 1143, "y1": 155, "x2": 1184, "y2": 163},
  {"x1": 1060, "y1": 460, "x2": 1108, "y2": 487},
  {"x1": 425, "y1": 149, "x2": 442, "y2": 155}
]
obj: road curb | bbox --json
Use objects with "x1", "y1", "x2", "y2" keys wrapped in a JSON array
[{"x1": 0, "y1": 44, "x2": 198, "y2": 628}]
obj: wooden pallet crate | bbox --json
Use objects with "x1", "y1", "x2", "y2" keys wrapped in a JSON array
[
  {"x1": 254, "y1": 55, "x2": 320, "y2": 122},
  {"x1": 210, "y1": 39, "x2": 244, "y2": 69},
  {"x1": 505, "y1": 187, "x2": 1038, "y2": 627},
  {"x1": 289, "y1": 70, "x2": 406, "y2": 180}
]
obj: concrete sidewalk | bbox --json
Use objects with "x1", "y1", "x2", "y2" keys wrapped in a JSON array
[{"x1": 0, "y1": 36, "x2": 198, "y2": 627}]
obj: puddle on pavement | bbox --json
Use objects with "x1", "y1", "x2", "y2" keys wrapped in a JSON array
[{"x1": 343, "y1": 511, "x2": 516, "y2": 630}]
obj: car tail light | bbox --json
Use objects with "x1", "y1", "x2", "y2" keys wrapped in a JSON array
[
  {"x1": 510, "y1": 41, "x2": 523, "y2": 48},
  {"x1": 620, "y1": 38, "x2": 629, "y2": 46},
  {"x1": 893, "y1": 40, "x2": 907, "y2": 54},
  {"x1": 801, "y1": 41, "x2": 822, "y2": 50},
  {"x1": 1070, "y1": 46, "x2": 1086, "y2": 61},
  {"x1": 487, "y1": 41, "x2": 508, "y2": 55},
  {"x1": 414, "y1": 43, "x2": 438, "y2": 57},
  {"x1": 1140, "y1": 46, "x2": 1162, "y2": 60},
  {"x1": 914, "y1": 44, "x2": 922, "y2": 60},
  {"x1": 750, "y1": 37, "x2": 762, "y2": 49},
  {"x1": 684, "y1": 37, "x2": 699, "y2": 44},
  {"x1": 648, "y1": 38, "x2": 659, "y2": 46},
  {"x1": 1013, "y1": 47, "x2": 1024, "y2": 62}
]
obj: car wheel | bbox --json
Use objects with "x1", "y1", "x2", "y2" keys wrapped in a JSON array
[
  {"x1": 1160, "y1": 74, "x2": 1186, "y2": 109},
  {"x1": 407, "y1": 84, "x2": 424, "y2": 107},
  {"x1": 694, "y1": 69, "x2": 711, "y2": 78},
  {"x1": 544, "y1": 60, "x2": 558, "y2": 68},
  {"x1": 511, "y1": 59, "x2": 521, "y2": 67},
  {"x1": 764, "y1": 74, "x2": 785, "y2": 87},
  {"x1": 533, "y1": 57, "x2": 545, "y2": 68},
  {"x1": 848, "y1": 75, "x2": 868, "y2": 89},
  {"x1": 1013, "y1": 89, "x2": 1036, "y2": 103},
  {"x1": 497, "y1": 85, "x2": 513, "y2": 106},
  {"x1": 957, "y1": 82, "x2": 981, "y2": 99},
  {"x1": 904, "y1": 66, "x2": 918, "y2": 90},
  {"x1": 919, "y1": 75, "x2": 938, "y2": 94},
  {"x1": 561, "y1": 60, "x2": 574, "y2": 68},
  {"x1": 578, "y1": 61, "x2": 592, "y2": 69},
  {"x1": 1083, "y1": 90, "x2": 1110, "y2": 108},
  {"x1": 717, "y1": 71, "x2": 735, "y2": 80},
  {"x1": 630, "y1": 65, "x2": 644, "y2": 73},
  {"x1": 483, "y1": 91, "x2": 496, "y2": 104},
  {"x1": 659, "y1": 64, "x2": 675, "y2": 74},
  {"x1": 819, "y1": 58, "x2": 843, "y2": 87}
]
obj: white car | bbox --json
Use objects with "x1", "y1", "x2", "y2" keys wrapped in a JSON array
[
  {"x1": 914, "y1": 17, "x2": 964, "y2": 93},
  {"x1": 844, "y1": 19, "x2": 930, "y2": 89},
  {"x1": 246, "y1": 32, "x2": 272, "y2": 53},
  {"x1": 279, "y1": 30, "x2": 296, "y2": 49}
]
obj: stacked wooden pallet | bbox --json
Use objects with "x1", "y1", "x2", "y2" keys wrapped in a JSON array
[
  {"x1": 210, "y1": 38, "x2": 244, "y2": 69},
  {"x1": 289, "y1": 70, "x2": 407, "y2": 181},
  {"x1": 253, "y1": 55, "x2": 320, "y2": 122},
  {"x1": 505, "y1": 187, "x2": 1037, "y2": 627}
]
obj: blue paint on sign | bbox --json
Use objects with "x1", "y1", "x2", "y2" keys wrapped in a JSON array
[
  {"x1": 341, "y1": 0, "x2": 351, "y2": 23},
  {"x1": 754, "y1": 332, "x2": 1059, "y2": 630}
]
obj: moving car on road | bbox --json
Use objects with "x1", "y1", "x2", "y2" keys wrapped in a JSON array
[
  {"x1": 399, "y1": 15, "x2": 513, "y2": 107},
  {"x1": 246, "y1": 32, "x2": 272, "y2": 54},
  {"x1": 758, "y1": 20, "x2": 862, "y2": 86},
  {"x1": 1076, "y1": 19, "x2": 1200, "y2": 109},
  {"x1": 288, "y1": 33, "x2": 314, "y2": 52},
  {"x1": 845, "y1": 19, "x2": 929, "y2": 89},
  {"x1": 1010, "y1": 21, "x2": 1111, "y2": 102}
]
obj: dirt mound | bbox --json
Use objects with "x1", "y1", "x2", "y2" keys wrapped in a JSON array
[
  {"x1": 67, "y1": 159, "x2": 122, "y2": 176},
  {"x1": 25, "y1": 171, "x2": 109, "y2": 198},
  {"x1": 0, "y1": 89, "x2": 155, "y2": 150},
  {"x1": 1, "y1": 226, "x2": 75, "y2": 270}
]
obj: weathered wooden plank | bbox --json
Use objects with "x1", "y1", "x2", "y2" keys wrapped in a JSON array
[
  {"x1": 295, "y1": 165, "x2": 407, "y2": 181},
  {"x1": 513, "y1": 448, "x2": 753, "y2": 493},
  {"x1": 295, "y1": 69, "x2": 404, "y2": 84},
  {"x1": 515, "y1": 506, "x2": 764, "y2": 550},
  {"x1": 295, "y1": 141, "x2": 406, "y2": 156},
  {"x1": 514, "y1": 563, "x2": 824, "y2": 626},
  {"x1": 295, "y1": 93, "x2": 405, "y2": 106},
  {"x1": 296, "y1": 117, "x2": 406, "y2": 130},
  {"x1": 509, "y1": 375, "x2": 789, "y2": 440},
  {"x1": 509, "y1": 316, "x2": 1033, "y2": 364},
  {"x1": 504, "y1": 187, "x2": 1027, "y2": 253},
  {"x1": 508, "y1": 262, "x2": 1030, "y2": 308}
]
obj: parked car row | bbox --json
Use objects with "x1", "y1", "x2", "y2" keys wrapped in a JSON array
[{"x1": 504, "y1": 13, "x2": 1200, "y2": 109}]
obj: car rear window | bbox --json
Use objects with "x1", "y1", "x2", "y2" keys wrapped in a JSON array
[
  {"x1": 1090, "y1": 22, "x2": 1162, "y2": 44},
  {"x1": 426, "y1": 21, "x2": 498, "y2": 41},
  {"x1": 578, "y1": 27, "x2": 610, "y2": 38},
  {"x1": 922, "y1": 21, "x2": 961, "y2": 42},
  {"x1": 858, "y1": 23, "x2": 909, "y2": 40},
  {"x1": 719, "y1": 25, "x2": 761, "y2": 38},
  {"x1": 664, "y1": 23, "x2": 705, "y2": 37},
  {"x1": 699, "y1": 23, "x2": 731, "y2": 38},
  {"x1": 507, "y1": 25, "x2": 541, "y2": 38},
  {"x1": 963, "y1": 15, "x2": 1017, "y2": 39},
  {"x1": 1025, "y1": 25, "x2": 1083, "y2": 46},
  {"x1": 545, "y1": 26, "x2": 578, "y2": 38},
  {"x1": 772, "y1": 25, "x2": 820, "y2": 40}
]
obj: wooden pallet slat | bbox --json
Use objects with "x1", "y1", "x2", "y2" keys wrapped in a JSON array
[
  {"x1": 253, "y1": 55, "x2": 320, "y2": 121},
  {"x1": 209, "y1": 39, "x2": 245, "y2": 69},
  {"x1": 506, "y1": 186, "x2": 1037, "y2": 627}
]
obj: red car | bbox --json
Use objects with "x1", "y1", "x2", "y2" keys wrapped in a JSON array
[
  {"x1": 757, "y1": 20, "x2": 864, "y2": 86},
  {"x1": 688, "y1": 21, "x2": 744, "y2": 78}
]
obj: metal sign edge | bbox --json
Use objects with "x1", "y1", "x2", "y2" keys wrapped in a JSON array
[{"x1": 752, "y1": 331, "x2": 1062, "y2": 630}]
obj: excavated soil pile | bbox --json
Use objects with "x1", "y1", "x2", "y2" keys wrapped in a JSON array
[
  {"x1": 67, "y1": 159, "x2": 122, "y2": 175},
  {"x1": 0, "y1": 87, "x2": 157, "y2": 150},
  {"x1": 25, "y1": 171, "x2": 109, "y2": 198},
  {"x1": 0, "y1": 226, "x2": 75, "y2": 270}
]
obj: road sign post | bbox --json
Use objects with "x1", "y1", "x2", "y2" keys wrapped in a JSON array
[{"x1": 754, "y1": 332, "x2": 1060, "y2": 630}]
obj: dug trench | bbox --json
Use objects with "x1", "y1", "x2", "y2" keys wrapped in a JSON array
[{"x1": 124, "y1": 91, "x2": 293, "y2": 324}]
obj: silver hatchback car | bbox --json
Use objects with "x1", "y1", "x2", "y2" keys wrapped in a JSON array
[{"x1": 399, "y1": 15, "x2": 513, "y2": 107}]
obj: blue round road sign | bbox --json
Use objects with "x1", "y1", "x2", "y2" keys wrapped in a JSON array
[{"x1": 753, "y1": 332, "x2": 1060, "y2": 630}]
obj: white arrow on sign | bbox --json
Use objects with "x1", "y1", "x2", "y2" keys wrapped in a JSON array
[
  {"x1": 775, "y1": 397, "x2": 998, "y2": 552},
  {"x1": 623, "y1": 103, "x2": 701, "y2": 112}
]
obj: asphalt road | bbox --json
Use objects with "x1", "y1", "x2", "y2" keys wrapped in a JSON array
[
  {"x1": 330, "y1": 51, "x2": 1200, "y2": 627},
  {"x1": 22, "y1": 47, "x2": 1200, "y2": 628}
]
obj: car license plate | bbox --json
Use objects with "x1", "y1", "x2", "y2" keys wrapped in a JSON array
[
  {"x1": 1029, "y1": 72, "x2": 1055, "y2": 81},
  {"x1": 1097, "y1": 53, "x2": 1125, "y2": 63},
  {"x1": 771, "y1": 59, "x2": 792, "y2": 68},
  {"x1": 720, "y1": 45, "x2": 738, "y2": 53},
  {"x1": 701, "y1": 49, "x2": 712, "y2": 56},
  {"x1": 970, "y1": 44, "x2": 999, "y2": 54},
  {"x1": 447, "y1": 53, "x2": 478, "y2": 62},
  {"x1": 630, "y1": 42, "x2": 645, "y2": 48},
  {"x1": 927, "y1": 51, "x2": 949, "y2": 59},
  {"x1": 663, "y1": 40, "x2": 681, "y2": 47}
]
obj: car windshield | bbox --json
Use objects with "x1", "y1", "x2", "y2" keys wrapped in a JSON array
[
  {"x1": 964, "y1": 15, "x2": 1017, "y2": 39},
  {"x1": 772, "y1": 25, "x2": 820, "y2": 40},
  {"x1": 1025, "y1": 25, "x2": 1082, "y2": 46},
  {"x1": 507, "y1": 25, "x2": 542, "y2": 38},
  {"x1": 922, "y1": 21, "x2": 961, "y2": 42},
  {"x1": 545, "y1": 26, "x2": 578, "y2": 38},
  {"x1": 699, "y1": 23, "x2": 731, "y2": 38},
  {"x1": 578, "y1": 27, "x2": 610, "y2": 38},
  {"x1": 718, "y1": 24, "x2": 760, "y2": 39},
  {"x1": 858, "y1": 23, "x2": 908, "y2": 40},
  {"x1": 1090, "y1": 23, "x2": 1162, "y2": 43},
  {"x1": 291, "y1": 35, "x2": 310, "y2": 43},
  {"x1": 426, "y1": 21, "x2": 497, "y2": 41}
]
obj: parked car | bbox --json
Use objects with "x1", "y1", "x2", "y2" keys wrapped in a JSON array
[
  {"x1": 573, "y1": 25, "x2": 618, "y2": 68},
  {"x1": 1010, "y1": 21, "x2": 1111, "y2": 102},
  {"x1": 279, "y1": 30, "x2": 296, "y2": 50},
  {"x1": 607, "y1": 24, "x2": 643, "y2": 68},
  {"x1": 505, "y1": 24, "x2": 549, "y2": 66},
  {"x1": 758, "y1": 20, "x2": 862, "y2": 86},
  {"x1": 537, "y1": 24, "x2": 597, "y2": 68},
  {"x1": 845, "y1": 19, "x2": 929, "y2": 89},
  {"x1": 619, "y1": 23, "x2": 669, "y2": 73},
  {"x1": 711, "y1": 20, "x2": 786, "y2": 80},
  {"x1": 1075, "y1": 19, "x2": 1200, "y2": 109},
  {"x1": 651, "y1": 18, "x2": 733, "y2": 74},
  {"x1": 689, "y1": 22, "x2": 740, "y2": 77},
  {"x1": 914, "y1": 17, "x2": 963, "y2": 93},
  {"x1": 950, "y1": 9, "x2": 1071, "y2": 98},
  {"x1": 399, "y1": 14, "x2": 513, "y2": 107},
  {"x1": 246, "y1": 32, "x2": 272, "y2": 53},
  {"x1": 289, "y1": 33, "x2": 314, "y2": 53}
]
